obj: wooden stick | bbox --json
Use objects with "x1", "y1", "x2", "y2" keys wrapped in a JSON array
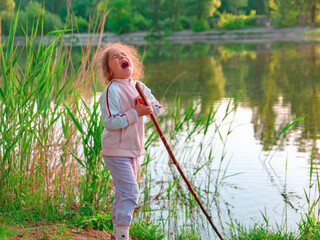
[{"x1": 135, "y1": 82, "x2": 224, "y2": 240}]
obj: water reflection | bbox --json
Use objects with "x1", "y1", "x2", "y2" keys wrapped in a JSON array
[
  {"x1": 130, "y1": 42, "x2": 320, "y2": 158},
  {"x1": 14, "y1": 41, "x2": 320, "y2": 154}
]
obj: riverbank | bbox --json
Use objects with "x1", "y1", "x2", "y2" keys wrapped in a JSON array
[
  {"x1": 2, "y1": 213, "x2": 319, "y2": 240},
  {"x1": 7, "y1": 26, "x2": 320, "y2": 47},
  {"x1": 120, "y1": 26, "x2": 320, "y2": 45}
]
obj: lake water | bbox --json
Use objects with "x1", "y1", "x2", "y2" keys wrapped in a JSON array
[{"x1": 118, "y1": 41, "x2": 320, "y2": 239}]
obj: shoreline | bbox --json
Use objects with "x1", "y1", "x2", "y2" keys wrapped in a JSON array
[{"x1": 5, "y1": 26, "x2": 320, "y2": 46}]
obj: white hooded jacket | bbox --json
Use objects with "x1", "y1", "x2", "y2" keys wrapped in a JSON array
[{"x1": 99, "y1": 78, "x2": 161, "y2": 157}]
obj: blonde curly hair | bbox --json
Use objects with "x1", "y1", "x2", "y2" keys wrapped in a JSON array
[{"x1": 96, "y1": 42, "x2": 144, "y2": 84}]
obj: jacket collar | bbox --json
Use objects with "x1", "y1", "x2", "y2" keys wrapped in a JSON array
[{"x1": 112, "y1": 78, "x2": 134, "y2": 85}]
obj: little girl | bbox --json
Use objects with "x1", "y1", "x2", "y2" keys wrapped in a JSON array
[{"x1": 97, "y1": 42, "x2": 161, "y2": 240}]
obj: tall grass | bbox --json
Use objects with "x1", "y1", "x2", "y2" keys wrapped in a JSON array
[
  {"x1": 0, "y1": 11, "x2": 110, "y2": 221},
  {"x1": 139, "y1": 96, "x2": 241, "y2": 239}
]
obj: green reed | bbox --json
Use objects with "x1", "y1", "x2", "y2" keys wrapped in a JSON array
[
  {"x1": 138, "y1": 96, "x2": 240, "y2": 239},
  {"x1": 1, "y1": 13, "x2": 67, "y2": 215},
  {"x1": 0, "y1": 11, "x2": 111, "y2": 221}
]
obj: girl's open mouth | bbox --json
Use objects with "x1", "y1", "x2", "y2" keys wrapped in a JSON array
[{"x1": 121, "y1": 60, "x2": 129, "y2": 69}]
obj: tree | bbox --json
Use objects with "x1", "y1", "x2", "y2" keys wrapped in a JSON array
[
  {"x1": 271, "y1": 0, "x2": 300, "y2": 27},
  {"x1": 40, "y1": 0, "x2": 67, "y2": 15},
  {"x1": 0, "y1": 0, "x2": 15, "y2": 18},
  {"x1": 245, "y1": 0, "x2": 266, "y2": 15},
  {"x1": 227, "y1": 0, "x2": 248, "y2": 15},
  {"x1": 300, "y1": 0, "x2": 318, "y2": 25},
  {"x1": 163, "y1": 0, "x2": 183, "y2": 30},
  {"x1": 131, "y1": 0, "x2": 164, "y2": 32},
  {"x1": 185, "y1": 0, "x2": 221, "y2": 19},
  {"x1": 184, "y1": 0, "x2": 221, "y2": 31},
  {"x1": 99, "y1": 0, "x2": 135, "y2": 33},
  {"x1": 17, "y1": 1, "x2": 63, "y2": 34}
]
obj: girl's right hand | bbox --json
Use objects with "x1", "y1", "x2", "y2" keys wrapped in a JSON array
[{"x1": 134, "y1": 99, "x2": 153, "y2": 116}]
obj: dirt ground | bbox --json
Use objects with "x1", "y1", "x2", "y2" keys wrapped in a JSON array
[{"x1": 8, "y1": 223, "x2": 112, "y2": 240}]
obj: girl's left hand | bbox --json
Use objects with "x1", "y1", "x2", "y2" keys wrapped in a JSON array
[
  {"x1": 134, "y1": 97, "x2": 153, "y2": 116},
  {"x1": 135, "y1": 96, "x2": 145, "y2": 105}
]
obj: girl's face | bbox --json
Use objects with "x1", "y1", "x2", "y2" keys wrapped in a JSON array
[{"x1": 107, "y1": 48, "x2": 133, "y2": 79}]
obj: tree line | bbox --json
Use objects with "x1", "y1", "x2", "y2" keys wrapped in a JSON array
[{"x1": 0, "y1": 0, "x2": 319, "y2": 35}]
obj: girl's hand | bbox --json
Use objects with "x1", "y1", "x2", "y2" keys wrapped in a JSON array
[
  {"x1": 136, "y1": 96, "x2": 145, "y2": 105},
  {"x1": 134, "y1": 97, "x2": 153, "y2": 116}
]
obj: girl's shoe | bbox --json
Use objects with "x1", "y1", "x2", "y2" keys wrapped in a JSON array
[
  {"x1": 111, "y1": 234, "x2": 131, "y2": 240},
  {"x1": 115, "y1": 227, "x2": 130, "y2": 240}
]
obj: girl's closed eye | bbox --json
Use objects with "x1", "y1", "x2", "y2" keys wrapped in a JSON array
[{"x1": 99, "y1": 42, "x2": 144, "y2": 82}]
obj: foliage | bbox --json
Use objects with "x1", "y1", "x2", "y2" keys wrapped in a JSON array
[
  {"x1": 218, "y1": 10, "x2": 257, "y2": 29},
  {"x1": 176, "y1": 227, "x2": 201, "y2": 239},
  {"x1": 73, "y1": 212, "x2": 113, "y2": 231},
  {"x1": 269, "y1": 0, "x2": 302, "y2": 27},
  {"x1": 191, "y1": 17, "x2": 210, "y2": 32},
  {"x1": 245, "y1": 0, "x2": 267, "y2": 15},
  {"x1": 0, "y1": 11, "x2": 108, "y2": 224},
  {"x1": 218, "y1": 12, "x2": 245, "y2": 29},
  {"x1": 162, "y1": 0, "x2": 183, "y2": 31},
  {"x1": 271, "y1": 1, "x2": 299, "y2": 28},
  {"x1": 132, "y1": 12, "x2": 151, "y2": 31},
  {"x1": 0, "y1": 217, "x2": 17, "y2": 239},
  {"x1": 179, "y1": 15, "x2": 192, "y2": 29},
  {"x1": 72, "y1": 15, "x2": 89, "y2": 33},
  {"x1": 71, "y1": 0, "x2": 91, "y2": 19},
  {"x1": 43, "y1": 11, "x2": 64, "y2": 32},
  {"x1": 0, "y1": 12, "x2": 15, "y2": 35},
  {"x1": 11, "y1": 1, "x2": 63, "y2": 35},
  {"x1": 98, "y1": 0, "x2": 135, "y2": 33},
  {"x1": 218, "y1": 0, "x2": 249, "y2": 15},
  {"x1": 228, "y1": 222, "x2": 297, "y2": 239},
  {"x1": 229, "y1": 0, "x2": 249, "y2": 15},
  {"x1": 130, "y1": 218, "x2": 165, "y2": 240},
  {"x1": 0, "y1": 0, "x2": 15, "y2": 18},
  {"x1": 184, "y1": 0, "x2": 221, "y2": 19},
  {"x1": 298, "y1": 215, "x2": 320, "y2": 240},
  {"x1": 1, "y1": 0, "x2": 319, "y2": 35}
]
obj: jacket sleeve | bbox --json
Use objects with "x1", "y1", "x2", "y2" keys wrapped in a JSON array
[
  {"x1": 139, "y1": 81, "x2": 162, "y2": 117},
  {"x1": 99, "y1": 85, "x2": 138, "y2": 130}
]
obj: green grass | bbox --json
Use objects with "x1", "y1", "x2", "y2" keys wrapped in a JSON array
[
  {"x1": 227, "y1": 218, "x2": 320, "y2": 240},
  {"x1": 229, "y1": 223, "x2": 297, "y2": 240},
  {"x1": 0, "y1": 218, "x2": 17, "y2": 240}
]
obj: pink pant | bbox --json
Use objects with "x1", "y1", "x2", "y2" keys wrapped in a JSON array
[{"x1": 103, "y1": 156, "x2": 140, "y2": 226}]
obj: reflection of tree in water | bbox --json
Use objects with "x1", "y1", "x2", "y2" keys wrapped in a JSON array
[
  {"x1": 278, "y1": 43, "x2": 320, "y2": 161},
  {"x1": 217, "y1": 44, "x2": 282, "y2": 151},
  {"x1": 199, "y1": 56, "x2": 225, "y2": 113},
  {"x1": 95, "y1": 41, "x2": 320, "y2": 159},
  {"x1": 144, "y1": 43, "x2": 226, "y2": 114},
  {"x1": 253, "y1": 53, "x2": 279, "y2": 151},
  {"x1": 217, "y1": 42, "x2": 320, "y2": 156}
]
